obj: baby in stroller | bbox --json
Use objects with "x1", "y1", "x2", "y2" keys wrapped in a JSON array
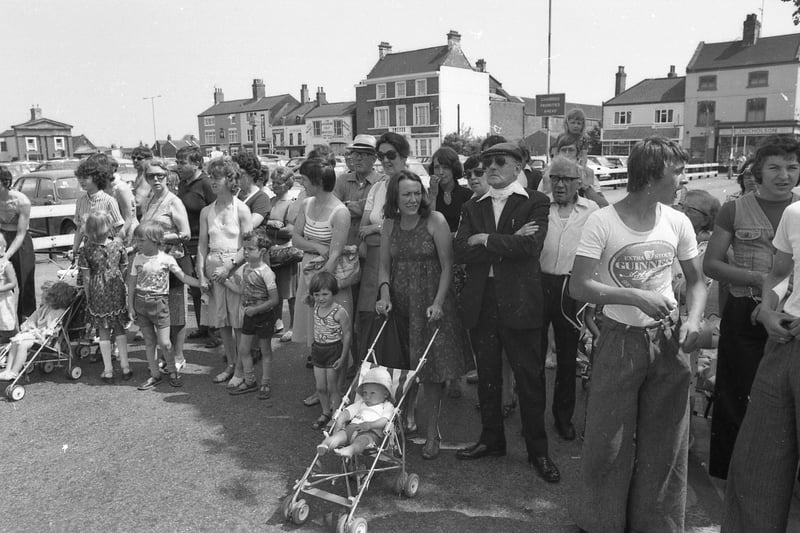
[
  {"x1": 316, "y1": 367, "x2": 394, "y2": 459},
  {"x1": 0, "y1": 281, "x2": 76, "y2": 381}
]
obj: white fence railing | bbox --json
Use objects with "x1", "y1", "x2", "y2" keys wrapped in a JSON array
[
  {"x1": 29, "y1": 203, "x2": 75, "y2": 251},
  {"x1": 598, "y1": 163, "x2": 720, "y2": 188}
]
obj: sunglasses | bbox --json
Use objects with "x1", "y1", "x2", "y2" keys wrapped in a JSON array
[
  {"x1": 550, "y1": 175, "x2": 581, "y2": 183},
  {"x1": 132, "y1": 156, "x2": 146, "y2": 161},
  {"x1": 469, "y1": 168, "x2": 486, "y2": 178},
  {"x1": 146, "y1": 173, "x2": 168, "y2": 180},
  {"x1": 481, "y1": 155, "x2": 508, "y2": 168},
  {"x1": 677, "y1": 203, "x2": 709, "y2": 218},
  {"x1": 377, "y1": 150, "x2": 398, "y2": 161}
]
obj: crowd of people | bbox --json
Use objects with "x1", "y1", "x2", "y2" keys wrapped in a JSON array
[{"x1": 3, "y1": 112, "x2": 800, "y2": 531}]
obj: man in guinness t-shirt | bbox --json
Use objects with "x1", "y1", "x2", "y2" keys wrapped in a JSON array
[{"x1": 568, "y1": 137, "x2": 706, "y2": 533}]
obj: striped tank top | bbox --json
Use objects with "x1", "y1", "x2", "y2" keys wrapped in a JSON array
[
  {"x1": 303, "y1": 198, "x2": 347, "y2": 246},
  {"x1": 313, "y1": 302, "x2": 344, "y2": 343}
]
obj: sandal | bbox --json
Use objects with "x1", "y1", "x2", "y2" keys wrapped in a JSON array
[
  {"x1": 422, "y1": 437, "x2": 441, "y2": 460},
  {"x1": 311, "y1": 413, "x2": 332, "y2": 431},
  {"x1": 212, "y1": 367, "x2": 234, "y2": 384},
  {"x1": 121, "y1": 368, "x2": 134, "y2": 381},
  {"x1": 280, "y1": 330, "x2": 293, "y2": 342},
  {"x1": 258, "y1": 384, "x2": 272, "y2": 400},
  {"x1": 137, "y1": 376, "x2": 162, "y2": 390},
  {"x1": 169, "y1": 373, "x2": 183, "y2": 388},
  {"x1": 229, "y1": 380, "x2": 258, "y2": 395}
]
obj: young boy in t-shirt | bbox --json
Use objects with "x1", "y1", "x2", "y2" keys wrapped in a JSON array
[
  {"x1": 222, "y1": 231, "x2": 279, "y2": 398},
  {"x1": 568, "y1": 137, "x2": 706, "y2": 533}
]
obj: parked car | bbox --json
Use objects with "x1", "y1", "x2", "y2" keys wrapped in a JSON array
[
  {"x1": 34, "y1": 159, "x2": 81, "y2": 172},
  {"x1": 0, "y1": 161, "x2": 37, "y2": 181},
  {"x1": 530, "y1": 156, "x2": 548, "y2": 170},
  {"x1": 374, "y1": 157, "x2": 431, "y2": 188},
  {"x1": 585, "y1": 156, "x2": 614, "y2": 181},
  {"x1": 13, "y1": 170, "x2": 80, "y2": 242},
  {"x1": 604, "y1": 155, "x2": 628, "y2": 168}
]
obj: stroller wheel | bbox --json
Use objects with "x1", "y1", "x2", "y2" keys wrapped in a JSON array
[
  {"x1": 25, "y1": 364, "x2": 35, "y2": 374},
  {"x1": 5, "y1": 384, "x2": 24, "y2": 401},
  {"x1": 290, "y1": 499, "x2": 309, "y2": 525},
  {"x1": 348, "y1": 517, "x2": 368, "y2": 533},
  {"x1": 78, "y1": 345, "x2": 91, "y2": 358},
  {"x1": 336, "y1": 513, "x2": 349, "y2": 533},
  {"x1": 41, "y1": 361, "x2": 55, "y2": 374},
  {"x1": 403, "y1": 473, "x2": 420, "y2": 498},
  {"x1": 280, "y1": 495, "x2": 293, "y2": 521},
  {"x1": 67, "y1": 366, "x2": 82, "y2": 380}
]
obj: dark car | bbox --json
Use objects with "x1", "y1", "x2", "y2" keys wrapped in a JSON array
[{"x1": 14, "y1": 170, "x2": 81, "y2": 241}]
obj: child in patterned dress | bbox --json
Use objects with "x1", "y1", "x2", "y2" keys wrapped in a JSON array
[{"x1": 78, "y1": 211, "x2": 131, "y2": 383}]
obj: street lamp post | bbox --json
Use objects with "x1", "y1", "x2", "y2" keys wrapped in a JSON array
[
  {"x1": 249, "y1": 115, "x2": 258, "y2": 156},
  {"x1": 143, "y1": 95, "x2": 162, "y2": 158}
]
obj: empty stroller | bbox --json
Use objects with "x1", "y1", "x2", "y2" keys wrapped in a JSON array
[{"x1": 281, "y1": 322, "x2": 438, "y2": 533}]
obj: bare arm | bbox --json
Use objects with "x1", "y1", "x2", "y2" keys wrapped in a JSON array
[
  {"x1": 427, "y1": 212, "x2": 453, "y2": 321},
  {"x1": 757, "y1": 250, "x2": 796, "y2": 340},
  {"x1": 5, "y1": 193, "x2": 30, "y2": 259},
  {"x1": 569, "y1": 255, "x2": 676, "y2": 321},
  {"x1": 0, "y1": 262, "x2": 18, "y2": 293},
  {"x1": 678, "y1": 256, "x2": 708, "y2": 352},
  {"x1": 323, "y1": 207, "x2": 350, "y2": 274},
  {"x1": 292, "y1": 200, "x2": 328, "y2": 255},
  {"x1": 376, "y1": 219, "x2": 393, "y2": 314},
  {"x1": 333, "y1": 306, "x2": 352, "y2": 371},
  {"x1": 164, "y1": 200, "x2": 191, "y2": 244},
  {"x1": 195, "y1": 206, "x2": 210, "y2": 288}
]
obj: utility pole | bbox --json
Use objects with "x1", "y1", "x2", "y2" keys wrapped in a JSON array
[
  {"x1": 143, "y1": 95, "x2": 162, "y2": 158},
  {"x1": 545, "y1": 0, "x2": 552, "y2": 161}
]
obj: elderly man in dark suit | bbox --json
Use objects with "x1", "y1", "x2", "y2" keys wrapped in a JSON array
[{"x1": 453, "y1": 142, "x2": 560, "y2": 483}]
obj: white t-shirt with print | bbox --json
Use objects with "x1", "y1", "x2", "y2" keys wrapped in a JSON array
[
  {"x1": 131, "y1": 251, "x2": 182, "y2": 296},
  {"x1": 345, "y1": 399, "x2": 394, "y2": 425},
  {"x1": 773, "y1": 201, "x2": 800, "y2": 317},
  {"x1": 575, "y1": 203, "x2": 698, "y2": 327}
]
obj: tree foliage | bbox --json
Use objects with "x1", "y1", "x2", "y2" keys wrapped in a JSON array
[
  {"x1": 782, "y1": 0, "x2": 800, "y2": 25},
  {"x1": 585, "y1": 124, "x2": 602, "y2": 155},
  {"x1": 442, "y1": 127, "x2": 484, "y2": 156}
]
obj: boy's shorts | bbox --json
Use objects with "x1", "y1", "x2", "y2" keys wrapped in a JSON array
[
  {"x1": 241, "y1": 308, "x2": 277, "y2": 338},
  {"x1": 311, "y1": 340, "x2": 343, "y2": 368},
  {"x1": 134, "y1": 293, "x2": 170, "y2": 330}
]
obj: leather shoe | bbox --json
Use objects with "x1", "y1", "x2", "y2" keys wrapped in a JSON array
[
  {"x1": 555, "y1": 422, "x2": 576, "y2": 441},
  {"x1": 530, "y1": 455, "x2": 560, "y2": 483},
  {"x1": 456, "y1": 442, "x2": 506, "y2": 460}
]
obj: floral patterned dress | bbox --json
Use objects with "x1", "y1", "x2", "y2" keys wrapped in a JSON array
[
  {"x1": 78, "y1": 239, "x2": 129, "y2": 333},
  {"x1": 389, "y1": 216, "x2": 465, "y2": 383}
]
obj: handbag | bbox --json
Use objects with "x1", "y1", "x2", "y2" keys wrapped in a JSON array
[
  {"x1": 364, "y1": 313, "x2": 410, "y2": 370},
  {"x1": 268, "y1": 246, "x2": 303, "y2": 268},
  {"x1": 302, "y1": 245, "x2": 361, "y2": 289}
]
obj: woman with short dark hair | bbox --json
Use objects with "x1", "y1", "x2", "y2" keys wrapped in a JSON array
[
  {"x1": 428, "y1": 146, "x2": 471, "y2": 233},
  {"x1": 376, "y1": 170, "x2": 466, "y2": 459},
  {"x1": 0, "y1": 167, "x2": 35, "y2": 318},
  {"x1": 233, "y1": 152, "x2": 270, "y2": 229},
  {"x1": 71, "y1": 158, "x2": 124, "y2": 259}
]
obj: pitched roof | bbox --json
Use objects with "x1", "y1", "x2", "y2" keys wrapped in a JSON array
[
  {"x1": 305, "y1": 102, "x2": 356, "y2": 119},
  {"x1": 366, "y1": 45, "x2": 473, "y2": 79},
  {"x1": 604, "y1": 77, "x2": 685, "y2": 106},
  {"x1": 278, "y1": 101, "x2": 318, "y2": 124},
  {"x1": 198, "y1": 94, "x2": 295, "y2": 116},
  {"x1": 12, "y1": 117, "x2": 73, "y2": 129},
  {"x1": 687, "y1": 34, "x2": 800, "y2": 72},
  {"x1": 0, "y1": 130, "x2": 14, "y2": 137}
]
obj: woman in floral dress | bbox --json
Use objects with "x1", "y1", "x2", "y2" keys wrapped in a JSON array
[{"x1": 376, "y1": 170, "x2": 465, "y2": 460}]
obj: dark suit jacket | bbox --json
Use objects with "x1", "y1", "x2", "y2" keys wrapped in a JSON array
[{"x1": 454, "y1": 189, "x2": 550, "y2": 330}]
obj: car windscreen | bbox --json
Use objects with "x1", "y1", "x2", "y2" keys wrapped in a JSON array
[{"x1": 55, "y1": 177, "x2": 81, "y2": 199}]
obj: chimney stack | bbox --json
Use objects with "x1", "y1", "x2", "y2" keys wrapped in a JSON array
[
  {"x1": 476, "y1": 59, "x2": 486, "y2": 72},
  {"x1": 743, "y1": 13, "x2": 761, "y2": 46},
  {"x1": 300, "y1": 84, "x2": 310, "y2": 104},
  {"x1": 667, "y1": 65, "x2": 677, "y2": 78},
  {"x1": 30, "y1": 105, "x2": 42, "y2": 121},
  {"x1": 615, "y1": 66, "x2": 627, "y2": 96},
  {"x1": 378, "y1": 41, "x2": 392, "y2": 60},
  {"x1": 316, "y1": 87, "x2": 327, "y2": 105},
  {"x1": 214, "y1": 87, "x2": 224, "y2": 104},
  {"x1": 447, "y1": 30, "x2": 461, "y2": 50},
  {"x1": 252, "y1": 78, "x2": 265, "y2": 100}
]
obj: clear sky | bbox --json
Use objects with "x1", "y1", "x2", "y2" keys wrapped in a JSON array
[{"x1": 3, "y1": 0, "x2": 798, "y2": 147}]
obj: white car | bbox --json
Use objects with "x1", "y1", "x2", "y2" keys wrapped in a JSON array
[{"x1": 586, "y1": 156, "x2": 614, "y2": 181}]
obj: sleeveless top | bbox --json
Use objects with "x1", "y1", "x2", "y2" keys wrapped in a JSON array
[
  {"x1": 142, "y1": 190, "x2": 181, "y2": 234},
  {"x1": 302, "y1": 198, "x2": 348, "y2": 246},
  {"x1": 0, "y1": 191, "x2": 25, "y2": 230},
  {"x1": 730, "y1": 192, "x2": 799, "y2": 297},
  {"x1": 313, "y1": 302, "x2": 343, "y2": 343},
  {"x1": 206, "y1": 198, "x2": 243, "y2": 252}
]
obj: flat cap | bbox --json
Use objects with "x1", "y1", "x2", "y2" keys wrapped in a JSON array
[{"x1": 481, "y1": 142, "x2": 524, "y2": 162}]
